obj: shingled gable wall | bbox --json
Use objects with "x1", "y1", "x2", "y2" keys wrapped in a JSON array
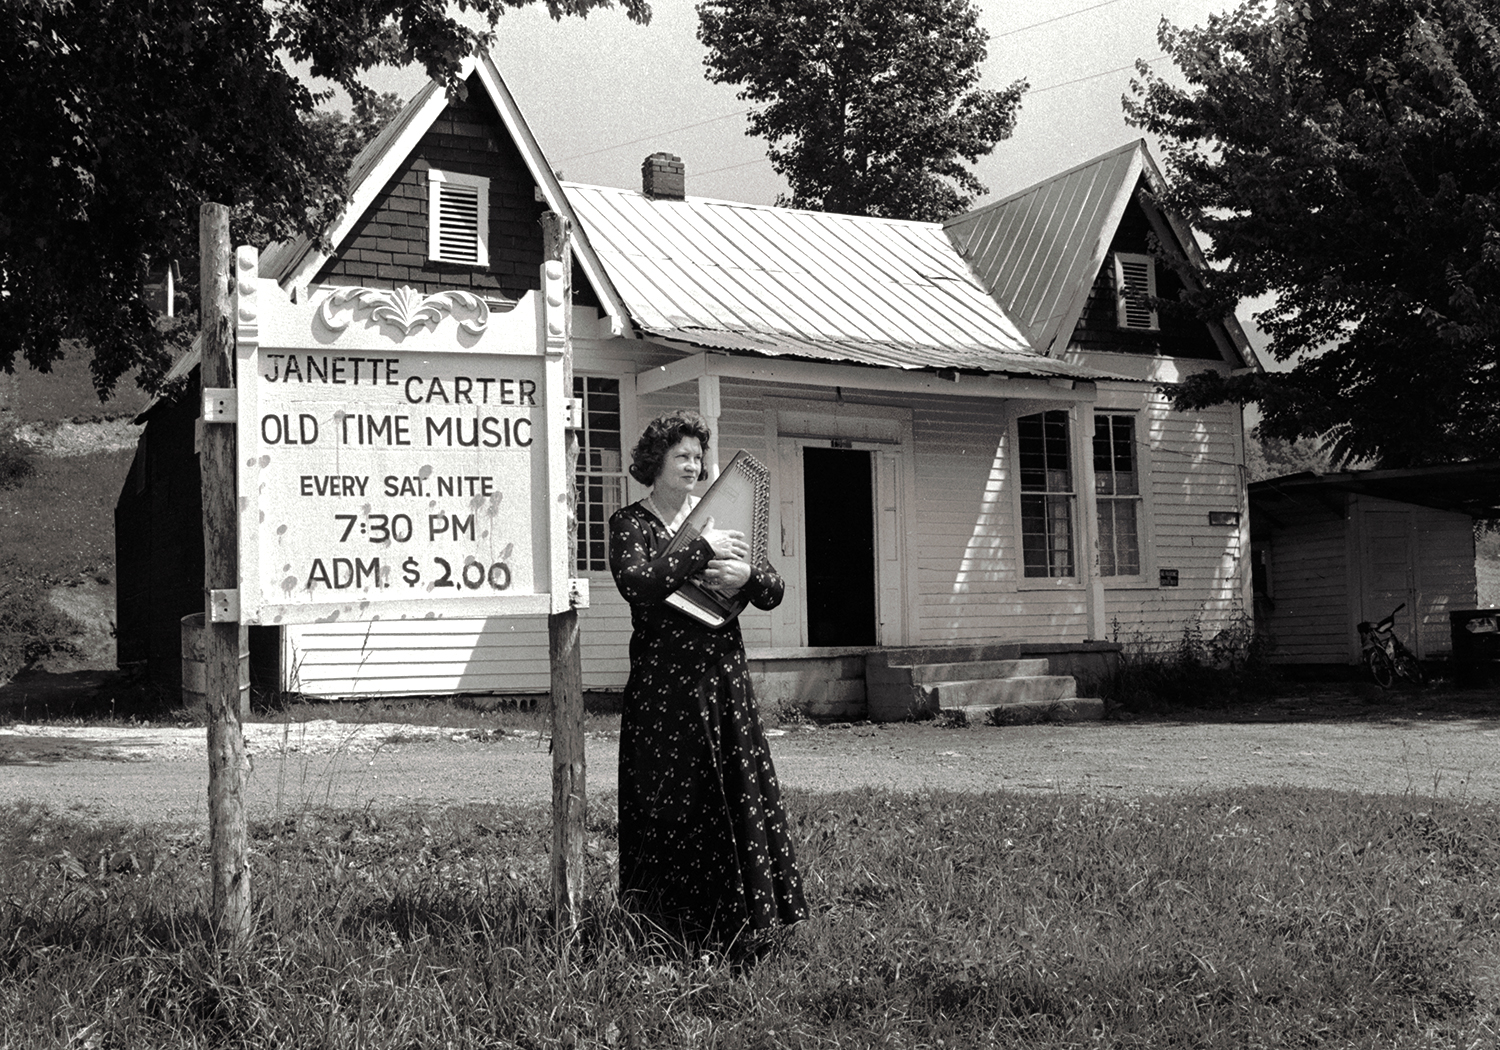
[
  {"x1": 313, "y1": 75, "x2": 599, "y2": 306},
  {"x1": 1068, "y1": 191, "x2": 1223, "y2": 361}
]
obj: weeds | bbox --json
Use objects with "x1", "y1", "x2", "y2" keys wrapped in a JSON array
[
  {"x1": 4, "y1": 787, "x2": 1498, "y2": 1048},
  {"x1": 1108, "y1": 613, "x2": 1280, "y2": 712}
]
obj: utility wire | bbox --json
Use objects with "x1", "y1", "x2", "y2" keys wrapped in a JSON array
[
  {"x1": 556, "y1": 109, "x2": 751, "y2": 163},
  {"x1": 994, "y1": 0, "x2": 1134, "y2": 39},
  {"x1": 694, "y1": 57, "x2": 1168, "y2": 181}
]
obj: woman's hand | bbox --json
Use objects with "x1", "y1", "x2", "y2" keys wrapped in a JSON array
[
  {"x1": 701, "y1": 558, "x2": 751, "y2": 594},
  {"x1": 699, "y1": 517, "x2": 749, "y2": 560}
]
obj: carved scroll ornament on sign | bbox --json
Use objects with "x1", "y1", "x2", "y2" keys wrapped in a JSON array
[{"x1": 316, "y1": 286, "x2": 493, "y2": 338}]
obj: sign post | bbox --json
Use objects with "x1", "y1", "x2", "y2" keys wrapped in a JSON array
[
  {"x1": 543, "y1": 213, "x2": 585, "y2": 931},
  {"x1": 201, "y1": 203, "x2": 250, "y2": 947}
]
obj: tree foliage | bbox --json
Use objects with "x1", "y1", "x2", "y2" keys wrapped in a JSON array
[
  {"x1": 697, "y1": 0, "x2": 1026, "y2": 222},
  {"x1": 1127, "y1": 0, "x2": 1500, "y2": 468},
  {"x1": 0, "y1": 0, "x2": 648, "y2": 400}
]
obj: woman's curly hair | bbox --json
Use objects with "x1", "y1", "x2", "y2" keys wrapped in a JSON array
[{"x1": 629, "y1": 411, "x2": 712, "y2": 486}]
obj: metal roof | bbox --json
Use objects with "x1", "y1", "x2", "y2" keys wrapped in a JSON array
[
  {"x1": 944, "y1": 141, "x2": 1144, "y2": 356},
  {"x1": 1250, "y1": 463, "x2": 1500, "y2": 521},
  {"x1": 563, "y1": 181, "x2": 1050, "y2": 371}
]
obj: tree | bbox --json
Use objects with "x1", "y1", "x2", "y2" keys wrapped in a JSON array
[
  {"x1": 1126, "y1": 0, "x2": 1500, "y2": 468},
  {"x1": 697, "y1": 0, "x2": 1026, "y2": 222},
  {"x1": 0, "y1": 0, "x2": 648, "y2": 401}
]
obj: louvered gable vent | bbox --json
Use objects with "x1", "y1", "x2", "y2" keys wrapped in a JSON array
[
  {"x1": 428, "y1": 169, "x2": 489, "y2": 267},
  {"x1": 1113, "y1": 251, "x2": 1158, "y2": 331}
]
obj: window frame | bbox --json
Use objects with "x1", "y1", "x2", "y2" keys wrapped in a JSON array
[
  {"x1": 1113, "y1": 251, "x2": 1159, "y2": 332},
  {"x1": 1092, "y1": 407, "x2": 1157, "y2": 588},
  {"x1": 1013, "y1": 409, "x2": 1079, "y2": 587},
  {"x1": 427, "y1": 168, "x2": 490, "y2": 267},
  {"x1": 572, "y1": 375, "x2": 627, "y2": 575},
  {"x1": 1093, "y1": 411, "x2": 1150, "y2": 585}
]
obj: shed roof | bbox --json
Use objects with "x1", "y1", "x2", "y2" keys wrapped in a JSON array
[{"x1": 1249, "y1": 462, "x2": 1500, "y2": 520}]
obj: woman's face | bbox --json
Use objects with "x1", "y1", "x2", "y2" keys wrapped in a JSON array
[{"x1": 654, "y1": 436, "x2": 703, "y2": 499}]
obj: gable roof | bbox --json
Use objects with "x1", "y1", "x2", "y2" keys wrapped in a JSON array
[
  {"x1": 943, "y1": 139, "x2": 1256, "y2": 367},
  {"x1": 259, "y1": 54, "x2": 633, "y2": 336},
  {"x1": 562, "y1": 181, "x2": 1111, "y2": 380}
]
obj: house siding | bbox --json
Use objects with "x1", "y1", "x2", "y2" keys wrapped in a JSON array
[{"x1": 1069, "y1": 197, "x2": 1223, "y2": 361}]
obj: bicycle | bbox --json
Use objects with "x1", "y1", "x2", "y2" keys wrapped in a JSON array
[{"x1": 1357, "y1": 603, "x2": 1425, "y2": 688}]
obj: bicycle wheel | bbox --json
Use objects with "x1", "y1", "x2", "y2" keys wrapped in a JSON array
[
  {"x1": 1395, "y1": 647, "x2": 1425, "y2": 685},
  {"x1": 1367, "y1": 647, "x2": 1395, "y2": 688}
]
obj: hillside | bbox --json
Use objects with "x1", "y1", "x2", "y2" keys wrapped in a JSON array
[{"x1": 0, "y1": 344, "x2": 151, "y2": 692}]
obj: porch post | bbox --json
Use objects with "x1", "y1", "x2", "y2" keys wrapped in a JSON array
[
  {"x1": 698, "y1": 374, "x2": 721, "y2": 479},
  {"x1": 1071, "y1": 402, "x2": 1107, "y2": 640}
]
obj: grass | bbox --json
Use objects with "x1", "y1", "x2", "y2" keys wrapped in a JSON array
[
  {"x1": 0, "y1": 442, "x2": 135, "y2": 679},
  {"x1": 3, "y1": 786, "x2": 1499, "y2": 1048},
  {"x1": 8, "y1": 340, "x2": 151, "y2": 423}
]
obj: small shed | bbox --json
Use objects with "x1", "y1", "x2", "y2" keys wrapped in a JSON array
[{"x1": 1248, "y1": 463, "x2": 1500, "y2": 669}]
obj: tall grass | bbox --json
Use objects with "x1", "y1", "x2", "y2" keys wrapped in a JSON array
[{"x1": 3, "y1": 786, "x2": 1498, "y2": 1048}]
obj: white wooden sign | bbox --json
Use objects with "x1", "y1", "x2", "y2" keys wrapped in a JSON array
[{"x1": 233, "y1": 247, "x2": 575, "y2": 625}]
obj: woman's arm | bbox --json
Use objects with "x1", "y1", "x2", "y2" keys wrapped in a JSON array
[
  {"x1": 608, "y1": 510, "x2": 715, "y2": 604},
  {"x1": 740, "y1": 560, "x2": 785, "y2": 612}
]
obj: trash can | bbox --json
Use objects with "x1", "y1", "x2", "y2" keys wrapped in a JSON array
[{"x1": 1450, "y1": 609, "x2": 1500, "y2": 684}]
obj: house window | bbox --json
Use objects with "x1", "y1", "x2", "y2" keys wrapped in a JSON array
[
  {"x1": 428, "y1": 169, "x2": 490, "y2": 266},
  {"x1": 1018, "y1": 410, "x2": 1075, "y2": 578},
  {"x1": 574, "y1": 376, "x2": 624, "y2": 572},
  {"x1": 1094, "y1": 413, "x2": 1142, "y2": 577},
  {"x1": 1113, "y1": 251, "x2": 1159, "y2": 331}
]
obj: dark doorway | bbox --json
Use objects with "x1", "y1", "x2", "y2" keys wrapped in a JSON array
[{"x1": 802, "y1": 447, "x2": 876, "y2": 647}]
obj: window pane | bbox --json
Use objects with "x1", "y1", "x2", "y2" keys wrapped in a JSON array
[
  {"x1": 1019, "y1": 411, "x2": 1071, "y2": 493},
  {"x1": 1098, "y1": 502, "x2": 1117, "y2": 576}
]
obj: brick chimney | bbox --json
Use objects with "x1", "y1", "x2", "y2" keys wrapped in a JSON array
[{"x1": 642, "y1": 152, "x2": 685, "y2": 201}]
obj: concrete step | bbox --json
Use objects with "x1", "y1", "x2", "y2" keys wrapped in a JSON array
[
  {"x1": 918, "y1": 674, "x2": 1077, "y2": 709},
  {"x1": 906, "y1": 658, "x2": 1050, "y2": 685},
  {"x1": 946, "y1": 697, "x2": 1106, "y2": 725}
]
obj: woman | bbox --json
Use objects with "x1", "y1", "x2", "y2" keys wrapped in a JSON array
[{"x1": 608, "y1": 411, "x2": 808, "y2": 953}]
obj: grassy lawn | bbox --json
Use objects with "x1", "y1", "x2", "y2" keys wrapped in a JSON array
[
  {"x1": 0, "y1": 446, "x2": 135, "y2": 677},
  {"x1": 2, "y1": 786, "x2": 1498, "y2": 1048}
]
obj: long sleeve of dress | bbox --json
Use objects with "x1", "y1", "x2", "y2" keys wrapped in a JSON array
[
  {"x1": 740, "y1": 562, "x2": 785, "y2": 611},
  {"x1": 609, "y1": 509, "x2": 716, "y2": 604}
]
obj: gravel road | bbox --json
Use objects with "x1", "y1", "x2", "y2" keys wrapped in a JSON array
[{"x1": 4, "y1": 690, "x2": 1500, "y2": 827}]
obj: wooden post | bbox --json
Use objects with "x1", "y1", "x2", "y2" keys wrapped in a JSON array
[
  {"x1": 544, "y1": 213, "x2": 586, "y2": 931},
  {"x1": 200, "y1": 203, "x2": 250, "y2": 946}
]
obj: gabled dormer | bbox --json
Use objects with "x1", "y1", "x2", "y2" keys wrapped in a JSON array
[{"x1": 943, "y1": 139, "x2": 1256, "y2": 370}]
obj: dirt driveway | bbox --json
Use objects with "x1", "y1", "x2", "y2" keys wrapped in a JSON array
[{"x1": 4, "y1": 687, "x2": 1500, "y2": 827}]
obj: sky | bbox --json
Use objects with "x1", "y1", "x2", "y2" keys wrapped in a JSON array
[{"x1": 358, "y1": 0, "x2": 1247, "y2": 208}]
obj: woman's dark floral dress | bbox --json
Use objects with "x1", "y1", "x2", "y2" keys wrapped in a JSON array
[{"x1": 609, "y1": 501, "x2": 808, "y2": 945}]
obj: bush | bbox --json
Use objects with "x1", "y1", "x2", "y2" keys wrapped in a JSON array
[
  {"x1": 0, "y1": 435, "x2": 36, "y2": 489},
  {"x1": 1106, "y1": 613, "x2": 1278, "y2": 711}
]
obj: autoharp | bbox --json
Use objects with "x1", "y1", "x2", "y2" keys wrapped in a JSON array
[{"x1": 662, "y1": 450, "x2": 772, "y2": 628}]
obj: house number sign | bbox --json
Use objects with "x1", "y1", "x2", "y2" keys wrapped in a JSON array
[{"x1": 231, "y1": 248, "x2": 574, "y2": 625}]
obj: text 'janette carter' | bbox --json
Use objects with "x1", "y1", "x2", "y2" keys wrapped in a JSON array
[{"x1": 260, "y1": 354, "x2": 539, "y2": 407}]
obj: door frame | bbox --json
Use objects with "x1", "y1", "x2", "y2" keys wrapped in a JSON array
[{"x1": 763, "y1": 399, "x2": 915, "y2": 648}]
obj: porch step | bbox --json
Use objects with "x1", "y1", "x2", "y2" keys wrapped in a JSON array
[
  {"x1": 909, "y1": 658, "x2": 1049, "y2": 685},
  {"x1": 918, "y1": 673, "x2": 1076, "y2": 708},
  {"x1": 946, "y1": 697, "x2": 1107, "y2": 725}
]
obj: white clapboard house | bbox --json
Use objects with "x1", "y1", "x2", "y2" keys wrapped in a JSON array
[{"x1": 116, "y1": 54, "x2": 1259, "y2": 719}]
